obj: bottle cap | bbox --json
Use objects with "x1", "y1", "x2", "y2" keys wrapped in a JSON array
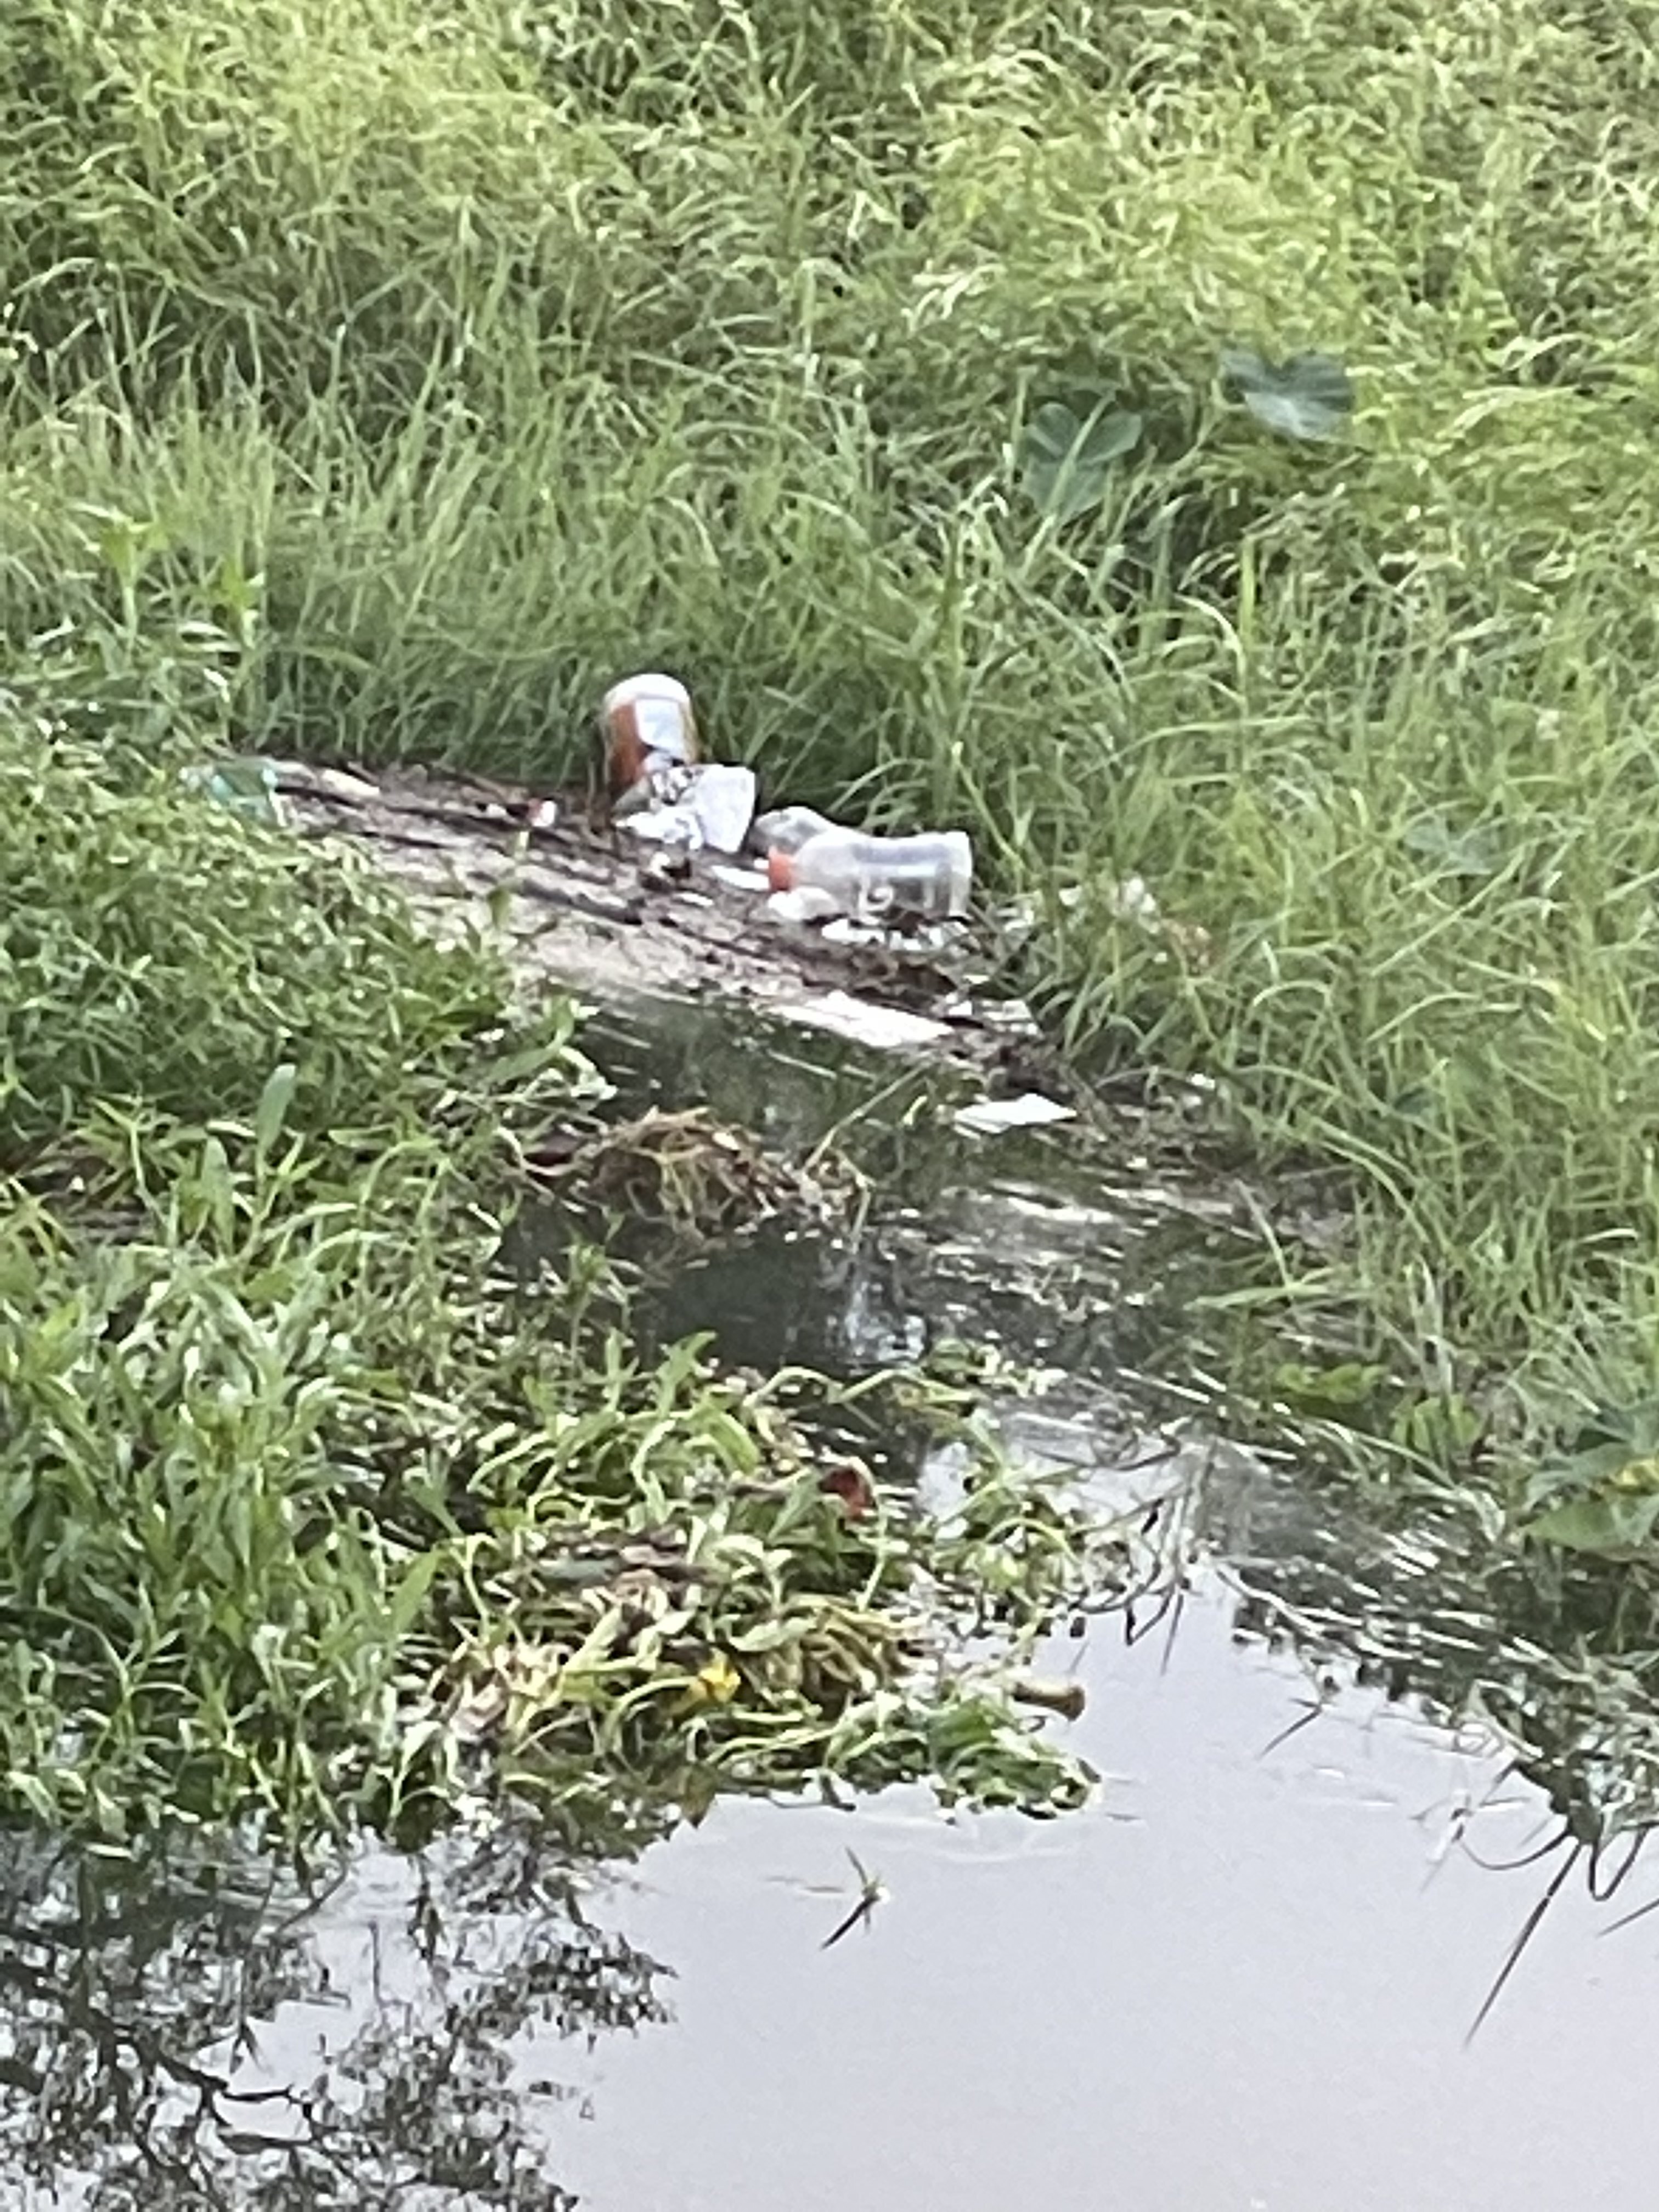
[{"x1": 766, "y1": 848, "x2": 795, "y2": 891}]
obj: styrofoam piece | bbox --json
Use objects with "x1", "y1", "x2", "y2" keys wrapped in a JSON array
[
  {"x1": 952, "y1": 1092, "x2": 1077, "y2": 1137},
  {"x1": 774, "y1": 990, "x2": 953, "y2": 1053}
]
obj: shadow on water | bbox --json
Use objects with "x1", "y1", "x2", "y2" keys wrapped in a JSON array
[{"x1": 10, "y1": 995, "x2": 1659, "y2": 2208}]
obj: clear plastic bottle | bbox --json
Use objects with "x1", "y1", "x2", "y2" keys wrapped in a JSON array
[{"x1": 766, "y1": 827, "x2": 973, "y2": 922}]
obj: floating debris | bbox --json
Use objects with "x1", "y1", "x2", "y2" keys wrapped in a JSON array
[
  {"x1": 261, "y1": 755, "x2": 1042, "y2": 1081},
  {"x1": 750, "y1": 805, "x2": 838, "y2": 857},
  {"x1": 819, "y1": 913, "x2": 964, "y2": 958},
  {"x1": 538, "y1": 1104, "x2": 860, "y2": 1236},
  {"x1": 602, "y1": 673, "x2": 757, "y2": 854},
  {"x1": 617, "y1": 762, "x2": 758, "y2": 856},
  {"x1": 768, "y1": 884, "x2": 845, "y2": 926},
  {"x1": 1010, "y1": 1677, "x2": 1088, "y2": 1721},
  {"x1": 601, "y1": 671, "x2": 699, "y2": 789},
  {"x1": 640, "y1": 847, "x2": 693, "y2": 890},
  {"x1": 941, "y1": 995, "x2": 1039, "y2": 1036},
  {"x1": 766, "y1": 826, "x2": 972, "y2": 923},
  {"x1": 709, "y1": 860, "x2": 769, "y2": 894}
]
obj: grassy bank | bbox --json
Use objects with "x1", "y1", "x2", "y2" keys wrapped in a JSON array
[{"x1": 5, "y1": 10, "x2": 1659, "y2": 1480}]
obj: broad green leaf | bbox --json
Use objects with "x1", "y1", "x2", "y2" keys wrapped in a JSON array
[
  {"x1": 1020, "y1": 401, "x2": 1143, "y2": 521},
  {"x1": 1521, "y1": 1413, "x2": 1659, "y2": 1513},
  {"x1": 1576, "y1": 1398, "x2": 1659, "y2": 1457},
  {"x1": 1390, "y1": 1391, "x2": 1483, "y2": 1459},
  {"x1": 1273, "y1": 1358, "x2": 1386, "y2": 1412},
  {"x1": 94, "y1": 512, "x2": 171, "y2": 585},
  {"x1": 1521, "y1": 1491, "x2": 1659, "y2": 1557},
  {"x1": 1221, "y1": 348, "x2": 1355, "y2": 441},
  {"x1": 255, "y1": 1062, "x2": 298, "y2": 1158}
]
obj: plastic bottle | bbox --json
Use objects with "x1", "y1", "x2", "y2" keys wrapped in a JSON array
[{"x1": 766, "y1": 827, "x2": 973, "y2": 923}]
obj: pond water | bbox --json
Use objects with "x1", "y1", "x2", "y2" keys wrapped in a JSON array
[
  {"x1": 558, "y1": 1597, "x2": 1645, "y2": 2212},
  {"x1": 5, "y1": 995, "x2": 1657, "y2": 2209}
]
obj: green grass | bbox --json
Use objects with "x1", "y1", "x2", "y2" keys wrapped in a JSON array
[{"x1": 5, "y1": 11, "x2": 1659, "y2": 1526}]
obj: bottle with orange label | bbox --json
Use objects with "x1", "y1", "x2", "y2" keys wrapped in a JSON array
[
  {"x1": 766, "y1": 826, "x2": 972, "y2": 923},
  {"x1": 599, "y1": 672, "x2": 699, "y2": 813}
]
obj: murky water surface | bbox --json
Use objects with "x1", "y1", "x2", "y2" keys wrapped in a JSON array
[
  {"x1": 559, "y1": 1602, "x2": 1647, "y2": 2212},
  {"x1": 6, "y1": 997, "x2": 1656, "y2": 2209}
]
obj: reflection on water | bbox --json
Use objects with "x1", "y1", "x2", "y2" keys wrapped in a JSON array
[
  {"x1": 583, "y1": 992, "x2": 1252, "y2": 1396},
  {"x1": 562, "y1": 1584, "x2": 1659, "y2": 2212},
  {"x1": 0, "y1": 1831, "x2": 665, "y2": 2211}
]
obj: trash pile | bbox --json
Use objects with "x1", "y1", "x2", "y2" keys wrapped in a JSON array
[
  {"x1": 184, "y1": 669, "x2": 1199, "y2": 1134},
  {"x1": 600, "y1": 671, "x2": 974, "y2": 951},
  {"x1": 601, "y1": 673, "x2": 758, "y2": 860}
]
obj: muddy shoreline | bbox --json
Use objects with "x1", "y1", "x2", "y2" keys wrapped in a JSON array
[{"x1": 269, "y1": 754, "x2": 1087, "y2": 1091}]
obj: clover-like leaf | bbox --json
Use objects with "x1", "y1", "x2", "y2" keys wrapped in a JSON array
[
  {"x1": 1220, "y1": 348, "x2": 1354, "y2": 441},
  {"x1": 1020, "y1": 400, "x2": 1143, "y2": 521}
]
